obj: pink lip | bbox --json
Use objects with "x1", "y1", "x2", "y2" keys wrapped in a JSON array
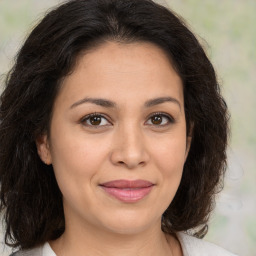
[{"x1": 100, "y1": 179, "x2": 154, "y2": 203}]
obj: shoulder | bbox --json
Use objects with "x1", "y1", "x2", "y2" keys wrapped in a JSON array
[
  {"x1": 176, "y1": 232, "x2": 238, "y2": 256},
  {"x1": 9, "y1": 244, "x2": 43, "y2": 256}
]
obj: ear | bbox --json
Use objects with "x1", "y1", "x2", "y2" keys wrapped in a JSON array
[
  {"x1": 185, "y1": 122, "x2": 194, "y2": 160},
  {"x1": 36, "y1": 134, "x2": 52, "y2": 165},
  {"x1": 185, "y1": 135, "x2": 192, "y2": 160}
]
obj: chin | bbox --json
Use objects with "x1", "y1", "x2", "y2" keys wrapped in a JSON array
[{"x1": 99, "y1": 211, "x2": 160, "y2": 235}]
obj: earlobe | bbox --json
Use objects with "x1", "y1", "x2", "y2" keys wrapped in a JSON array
[{"x1": 36, "y1": 134, "x2": 52, "y2": 165}]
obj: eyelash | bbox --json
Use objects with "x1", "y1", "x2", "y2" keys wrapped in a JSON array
[{"x1": 80, "y1": 112, "x2": 175, "y2": 128}]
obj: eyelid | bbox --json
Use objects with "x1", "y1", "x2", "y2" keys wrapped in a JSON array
[
  {"x1": 145, "y1": 112, "x2": 175, "y2": 126},
  {"x1": 80, "y1": 112, "x2": 112, "y2": 128},
  {"x1": 80, "y1": 111, "x2": 175, "y2": 128}
]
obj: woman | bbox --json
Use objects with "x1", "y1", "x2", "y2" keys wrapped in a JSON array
[{"x1": 0, "y1": 0, "x2": 237, "y2": 255}]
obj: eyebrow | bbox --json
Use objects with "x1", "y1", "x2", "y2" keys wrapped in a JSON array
[{"x1": 70, "y1": 96, "x2": 181, "y2": 110}]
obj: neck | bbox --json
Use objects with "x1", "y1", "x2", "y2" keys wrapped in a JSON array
[{"x1": 50, "y1": 218, "x2": 175, "y2": 256}]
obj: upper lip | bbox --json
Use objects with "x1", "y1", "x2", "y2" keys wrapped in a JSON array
[{"x1": 100, "y1": 179, "x2": 154, "y2": 188}]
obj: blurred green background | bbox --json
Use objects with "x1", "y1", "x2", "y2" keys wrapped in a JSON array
[{"x1": 0, "y1": 0, "x2": 255, "y2": 255}]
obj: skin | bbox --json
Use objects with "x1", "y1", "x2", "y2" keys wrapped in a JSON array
[{"x1": 37, "y1": 41, "x2": 191, "y2": 256}]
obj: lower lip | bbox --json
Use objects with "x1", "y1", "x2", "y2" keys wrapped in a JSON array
[{"x1": 101, "y1": 186, "x2": 154, "y2": 203}]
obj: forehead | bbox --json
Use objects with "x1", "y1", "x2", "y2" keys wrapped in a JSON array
[
  {"x1": 57, "y1": 41, "x2": 184, "y2": 108},
  {"x1": 74, "y1": 41, "x2": 178, "y2": 79}
]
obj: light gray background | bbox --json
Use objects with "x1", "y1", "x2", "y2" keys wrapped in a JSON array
[{"x1": 1, "y1": 1, "x2": 255, "y2": 255}]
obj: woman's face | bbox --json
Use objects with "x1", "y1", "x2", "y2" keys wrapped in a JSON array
[{"x1": 37, "y1": 41, "x2": 190, "y2": 235}]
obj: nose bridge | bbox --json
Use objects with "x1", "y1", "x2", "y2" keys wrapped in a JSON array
[
  {"x1": 122, "y1": 123, "x2": 142, "y2": 151},
  {"x1": 110, "y1": 121, "x2": 149, "y2": 169}
]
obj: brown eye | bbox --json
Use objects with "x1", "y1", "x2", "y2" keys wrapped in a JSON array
[
  {"x1": 146, "y1": 113, "x2": 174, "y2": 126},
  {"x1": 89, "y1": 115, "x2": 102, "y2": 125},
  {"x1": 151, "y1": 115, "x2": 162, "y2": 125},
  {"x1": 81, "y1": 114, "x2": 110, "y2": 127}
]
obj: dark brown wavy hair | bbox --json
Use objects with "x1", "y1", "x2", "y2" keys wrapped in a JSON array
[{"x1": 0, "y1": 0, "x2": 229, "y2": 250}]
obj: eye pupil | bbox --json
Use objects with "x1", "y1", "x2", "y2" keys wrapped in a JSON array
[
  {"x1": 90, "y1": 116, "x2": 101, "y2": 125},
  {"x1": 151, "y1": 115, "x2": 162, "y2": 125},
  {"x1": 84, "y1": 114, "x2": 170, "y2": 127}
]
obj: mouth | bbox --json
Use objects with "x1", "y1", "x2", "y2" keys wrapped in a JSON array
[{"x1": 99, "y1": 179, "x2": 155, "y2": 203}]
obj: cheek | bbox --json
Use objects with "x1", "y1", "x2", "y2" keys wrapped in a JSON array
[
  {"x1": 49, "y1": 135, "x2": 110, "y2": 212},
  {"x1": 154, "y1": 134, "x2": 187, "y2": 169},
  {"x1": 151, "y1": 134, "x2": 187, "y2": 194},
  {"x1": 51, "y1": 136, "x2": 107, "y2": 178}
]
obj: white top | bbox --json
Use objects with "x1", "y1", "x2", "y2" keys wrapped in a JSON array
[
  {"x1": 12, "y1": 232, "x2": 238, "y2": 256},
  {"x1": 42, "y1": 243, "x2": 55, "y2": 256},
  {"x1": 176, "y1": 232, "x2": 238, "y2": 256}
]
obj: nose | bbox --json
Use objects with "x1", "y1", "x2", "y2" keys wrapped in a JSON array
[{"x1": 110, "y1": 124, "x2": 150, "y2": 169}]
